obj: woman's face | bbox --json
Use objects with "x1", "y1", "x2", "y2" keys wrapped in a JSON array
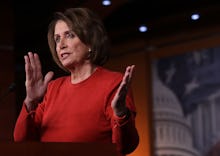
[{"x1": 54, "y1": 20, "x2": 90, "y2": 69}]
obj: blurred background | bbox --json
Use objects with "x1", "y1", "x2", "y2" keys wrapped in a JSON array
[{"x1": 1, "y1": 0, "x2": 220, "y2": 155}]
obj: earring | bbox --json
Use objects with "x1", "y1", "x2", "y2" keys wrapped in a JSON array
[{"x1": 87, "y1": 48, "x2": 92, "y2": 59}]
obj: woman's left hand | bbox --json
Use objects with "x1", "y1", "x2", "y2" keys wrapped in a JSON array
[{"x1": 111, "y1": 65, "x2": 135, "y2": 117}]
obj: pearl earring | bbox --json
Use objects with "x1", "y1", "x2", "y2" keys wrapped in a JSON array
[{"x1": 87, "y1": 48, "x2": 92, "y2": 59}]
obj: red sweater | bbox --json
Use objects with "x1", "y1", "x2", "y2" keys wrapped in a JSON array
[{"x1": 14, "y1": 67, "x2": 139, "y2": 155}]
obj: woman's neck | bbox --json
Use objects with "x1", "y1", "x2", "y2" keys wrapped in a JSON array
[{"x1": 69, "y1": 64, "x2": 97, "y2": 84}]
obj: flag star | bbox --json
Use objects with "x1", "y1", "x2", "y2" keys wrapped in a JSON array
[
  {"x1": 184, "y1": 77, "x2": 200, "y2": 95},
  {"x1": 165, "y1": 63, "x2": 176, "y2": 84}
]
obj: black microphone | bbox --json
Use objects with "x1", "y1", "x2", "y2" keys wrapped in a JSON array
[
  {"x1": 7, "y1": 82, "x2": 16, "y2": 93},
  {"x1": 0, "y1": 82, "x2": 16, "y2": 102}
]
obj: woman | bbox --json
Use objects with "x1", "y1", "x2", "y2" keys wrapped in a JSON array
[{"x1": 14, "y1": 7, "x2": 139, "y2": 156}]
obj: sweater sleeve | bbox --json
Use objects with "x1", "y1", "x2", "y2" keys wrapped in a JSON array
[
  {"x1": 106, "y1": 85, "x2": 139, "y2": 155},
  {"x1": 13, "y1": 100, "x2": 45, "y2": 141},
  {"x1": 13, "y1": 79, "x2": 57, "y2": 141}
]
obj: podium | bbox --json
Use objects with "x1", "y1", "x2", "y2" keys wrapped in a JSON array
[{"x1": 0, "y1": 142, "x2": 117, "y2": 156}]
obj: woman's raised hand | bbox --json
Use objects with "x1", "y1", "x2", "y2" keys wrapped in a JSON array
[
  {"x1": 111, "y1": 65, "x2": 135, "y2": 116},
  {"x1": 24, "y1": 52, "x2": 54, "y2": 111}
]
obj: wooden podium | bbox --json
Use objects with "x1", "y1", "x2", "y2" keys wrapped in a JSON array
[{"x1": 0, "y1": 142, "x2": 117, "y2": 156}]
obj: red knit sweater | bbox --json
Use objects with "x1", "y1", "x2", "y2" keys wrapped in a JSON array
[{"x1": 14, "y1": 67, "x2": 139, "y2": 155}]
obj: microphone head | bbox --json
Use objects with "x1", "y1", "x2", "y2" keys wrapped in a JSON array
[{"x1": 8, "y1": 82, "x2": 16, "y2": 92}]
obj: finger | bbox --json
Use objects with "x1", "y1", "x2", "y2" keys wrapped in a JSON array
[
  {"x1": 34, "y1": 53, "x2": 43, "y2": 79},
  {"x1": 24, "y1": 55, "x2": 32, "y2": 82},
  {"x1": 124, "y1": 65, "x2": 133, "y2": 86},
  {"x1": 117, "y1": 66, "x2": 131, "y2": 96},
  {"x1": 116, "y1": 65, "x2": 135, "y2": 95},
  {"x1": 44, "y1": 71, "x2": 54, "y2": 85},
  {"x1": 128, "y1": 65, "x2": 135, "y2": 82},
  {"x1": 122, "y1": 65, "x2": 135, "y2": 93},
  {"x1": 28, "y1": 52, "x2": 39, "y2": 80},
  {"x1": 123, "y1": 66, "x2": 131, "y2": 84},
  {"x1": 28, "y1": 52, "x2": 37, "y2": 73}
]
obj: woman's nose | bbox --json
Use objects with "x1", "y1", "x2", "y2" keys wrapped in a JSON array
[{"x1": 60, "y1": 38, "x2": 67, "y2": 49}]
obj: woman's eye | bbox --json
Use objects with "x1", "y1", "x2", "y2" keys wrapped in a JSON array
[
  {"x1": 66, "y1": 32, "x2": 74, "y2": 38},
  {"x1": 54, "y1": 36, "x2": 60, "y2": 43}
]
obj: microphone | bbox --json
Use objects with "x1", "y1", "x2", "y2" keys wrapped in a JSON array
[
  {"x1": 0, "y1": 82, "x2": 16, "y2": 102},
  {"x1": 7, "y1": 82, "x2": 16, "y2": 93}
]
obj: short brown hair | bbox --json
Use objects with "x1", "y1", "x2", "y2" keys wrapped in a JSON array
[{"x1": 47, "y1": 7, "x2": 109, "y2": 72}]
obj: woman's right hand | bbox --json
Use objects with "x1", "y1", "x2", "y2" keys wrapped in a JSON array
[{"x1": 24, "y1": 52, "x2": 54, "y2": 111}]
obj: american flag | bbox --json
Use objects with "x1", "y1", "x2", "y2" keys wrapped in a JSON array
[{"x1": 156, "y1": 46, "x2": 220, "y2": 116}]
